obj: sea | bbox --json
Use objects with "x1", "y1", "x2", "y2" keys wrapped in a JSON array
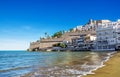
[{"x1": 0, "y1": 51, "x2": 115, "y2": 77}]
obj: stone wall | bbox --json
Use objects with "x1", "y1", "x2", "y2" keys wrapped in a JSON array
[
  {"x1": 29, "y1": 31, "x2": 96, "y2": 51},
  {"x1": 29, "y1": 42, "x2": 40, "y2": 51},
  {"x1": 39, "y1": 41, "x2": 62, "y2": 49}
]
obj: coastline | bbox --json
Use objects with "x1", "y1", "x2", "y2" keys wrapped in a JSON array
[
  {"x1": 82, "y1": 51, "x2": 120, "y2": 77},
  {"x1": 21, "y1": 51, "x2": 116, "y2": 77}
]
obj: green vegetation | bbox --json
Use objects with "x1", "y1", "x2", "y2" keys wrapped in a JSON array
[
  {"x1": 52, "y1": 31, "x2": 64, "y2": 38},
  {"x1": 53, "y1": 43, "x2": 67, "y2": 48},
  {"x1": 40, "y1": 30, "x2": 65, "y2": 39},
  {"x1": 84, "y1": 35, "x2": 90, "y2": 41},
  {"x1": 36, "y1": 40, "x2": 40, "y2": 42},
  {"x1": 69, "y1": 28, "x2": 74, "y2": 32},
  {"x1": 44, "y1": 32, "x2": 50, "y2": 38},
  {"x1": 27, "y1": 49, "x2": 29, "y2": 51},
  {"x1": 45, "y1": 32, "x2": 48, "y2": 37}
]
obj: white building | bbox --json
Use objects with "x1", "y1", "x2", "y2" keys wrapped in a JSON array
[
  {"x1": 116, "y1": 20, "x2": 120, "y2": 49},
  {"x1": 71, "y1": 34, "x2": 96, "y2": 50},
  {"x1": 95, "y1": 19, "x2": 120, "y2": 51},
  {"x1": 84, "y1": 34, "x2": 96, "y2": 49},
  {"x1": 73, "y1": 25, "x2": 84, "y2": 31}
]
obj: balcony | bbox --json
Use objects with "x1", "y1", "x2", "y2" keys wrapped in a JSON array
[{"x1": 97, "y1": 40, "x2": 108, "y2": 45}]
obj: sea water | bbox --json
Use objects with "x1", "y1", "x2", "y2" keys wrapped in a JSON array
[{"x1": 0, "y1": 51, "x2": 115, "y2": 77}]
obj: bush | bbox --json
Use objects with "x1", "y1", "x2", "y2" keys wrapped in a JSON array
[
  {"x1": 52, "y1": 31, "x2": 63, "y2": 38},
  {"x1": 53, "y1": 43, "x2": 66, "y2": 48}
]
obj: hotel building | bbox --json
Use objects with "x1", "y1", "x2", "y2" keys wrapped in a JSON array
[{"x1": 95, "y1": 19, "x2": 120, "y2": 51}]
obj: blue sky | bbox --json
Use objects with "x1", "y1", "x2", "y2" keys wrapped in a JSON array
[{"x1": 0, "y1": 0, "x2": 120, "y2": 50}]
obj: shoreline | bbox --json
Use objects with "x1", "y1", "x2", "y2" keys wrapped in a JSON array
[
  {"x1": 82, "y1": 51, "x2": 120, "y2": 77},
  {"x1": 21, "y1": 51, "x2": 116, "y2": 77},
  {"x1": 78, "y1": 51, "x2": 116, "y2": 77}
]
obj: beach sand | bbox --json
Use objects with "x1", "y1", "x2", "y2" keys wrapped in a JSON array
[{"x1": 82, "y1": 52, "x2": 120, "y2": 77}]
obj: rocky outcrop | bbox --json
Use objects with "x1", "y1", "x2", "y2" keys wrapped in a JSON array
[{"x1": 28, "y1": 31, "x2": 95, "y2": 51}]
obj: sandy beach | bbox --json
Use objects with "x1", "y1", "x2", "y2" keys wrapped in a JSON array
[
  {"x1": 20, "y1": 52, "x2": 120, "y2": 77},
  {"x1": 82, "y1": 52, "x2": 120, "y2": 77}
]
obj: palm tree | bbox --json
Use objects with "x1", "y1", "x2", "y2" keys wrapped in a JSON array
[{"x1": 45, "y1": 32, "x2": 48, "y2": 38}]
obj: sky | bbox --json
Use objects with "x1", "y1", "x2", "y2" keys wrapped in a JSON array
[{"x1": 0, "y1": 0, "x2": 120, "y2": 50}]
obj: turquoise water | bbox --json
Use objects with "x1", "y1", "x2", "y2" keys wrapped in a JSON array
[{"x1": 0, "y1": 51, "x2": 114, "y2": 77}]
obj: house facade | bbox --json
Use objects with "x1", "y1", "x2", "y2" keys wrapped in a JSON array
[
  {"x1": 71, "y1": 34, "x2": 96, "y2": 50},
  {"x1": 95, "y1": 19, "x2": 120, "y2": 51}
]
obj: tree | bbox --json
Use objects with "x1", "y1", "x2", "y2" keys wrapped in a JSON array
[
  {"x1": 45, "y1": 32, "x2": 48, "y2": 38},
  {"x1": 69, "y1": 28, "x2": 73, "y2": 32},
  {"x1": 60, "y1": 43, "x2": 66, "y2": 48},
  {"x1": 52, "y1": 31, "x2": 63, "y2": 38},
  {"x1": 53, "y1": 43, "x2": 67, "y2": 48}
]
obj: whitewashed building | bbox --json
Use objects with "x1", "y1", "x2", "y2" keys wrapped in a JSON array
[
  {"x1": 116, "y1": 20, "x2": 120, "y2": 49},
  {"x1": 95, "y1": 19, "x2": 120, "y2": 51},
  {"x1": 73, "y1": 25, "x2": 84, "y2": 31},
  {"x1": 71, "y1": 34, "x2": 96, "y2": 50}
]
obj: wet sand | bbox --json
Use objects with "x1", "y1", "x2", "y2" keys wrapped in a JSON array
[{"x1": 82, "y1": 52, "x2": 120, "y2": 77}]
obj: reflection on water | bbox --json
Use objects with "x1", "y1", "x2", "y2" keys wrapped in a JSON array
[
  {"x1": 23, "y1": 52, "x2": 112, "y2": 77},
  {"x1": 46, "y1": 52, "x2": 103, "y2": 66},
  {"x1": 0, "y1": 51, "x2": 113, "y2": 77}
]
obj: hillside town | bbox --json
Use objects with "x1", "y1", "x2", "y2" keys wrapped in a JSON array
[{"x1": 28, "y1": 19, "x2": 120, "y2": 51}]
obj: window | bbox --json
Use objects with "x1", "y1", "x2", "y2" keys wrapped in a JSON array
[
  {"x1": 118, "y1": 32, "x2": 120, "y2": 34},
  {"x1": 103, "y1": 46, "x2": 107, "y2": 49},
  {"x1": 106, "y1": 37, "x2": 108, "y2": 39},
  {"x1": 111, "y1": 40, "x2": 114, "y2": 42},
  {"x1": 98, "y1": 46, "x2": 102, "y2": 49},
  {"x1": 113, "y1": 35, "x2": 116, "y2": 38},
  {"x1": 99, "y1": 37, "x2": 102, "y2": 40},
  {"x1": 118, "y1": 37, "x2": 120, "y2": 40},
  {"x1": 105, "y1": 32, "x2": 108, "y2": 34},
  {"x1": 99, "y1": 33, "x2": 101, "y2": 35},
  {"x1": 113, "y1": 23, "x2": 116, "y2": 25}
]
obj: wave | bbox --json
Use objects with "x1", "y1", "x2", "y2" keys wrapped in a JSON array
[
  {"x1": 0, "y1": 66, "x2": 31, "y2": 73},
  {"x1": 79, "y1": 51, "x2": 116, "y2": 77},
  {"x1": 22, "y1": 52, "x2": 116, "y2": 77}
]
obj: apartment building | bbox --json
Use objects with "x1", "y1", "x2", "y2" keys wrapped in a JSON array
[
  {"x1": 95, "y1": 19, "x2": 120, "y2": 51},
  {"x1": 71, "y1": 34, "x2": 96, "y2": 50}
]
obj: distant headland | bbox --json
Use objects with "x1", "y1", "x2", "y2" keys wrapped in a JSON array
[{"x1": 28, "y1": 19, "x2": 120, "y2": 51}]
